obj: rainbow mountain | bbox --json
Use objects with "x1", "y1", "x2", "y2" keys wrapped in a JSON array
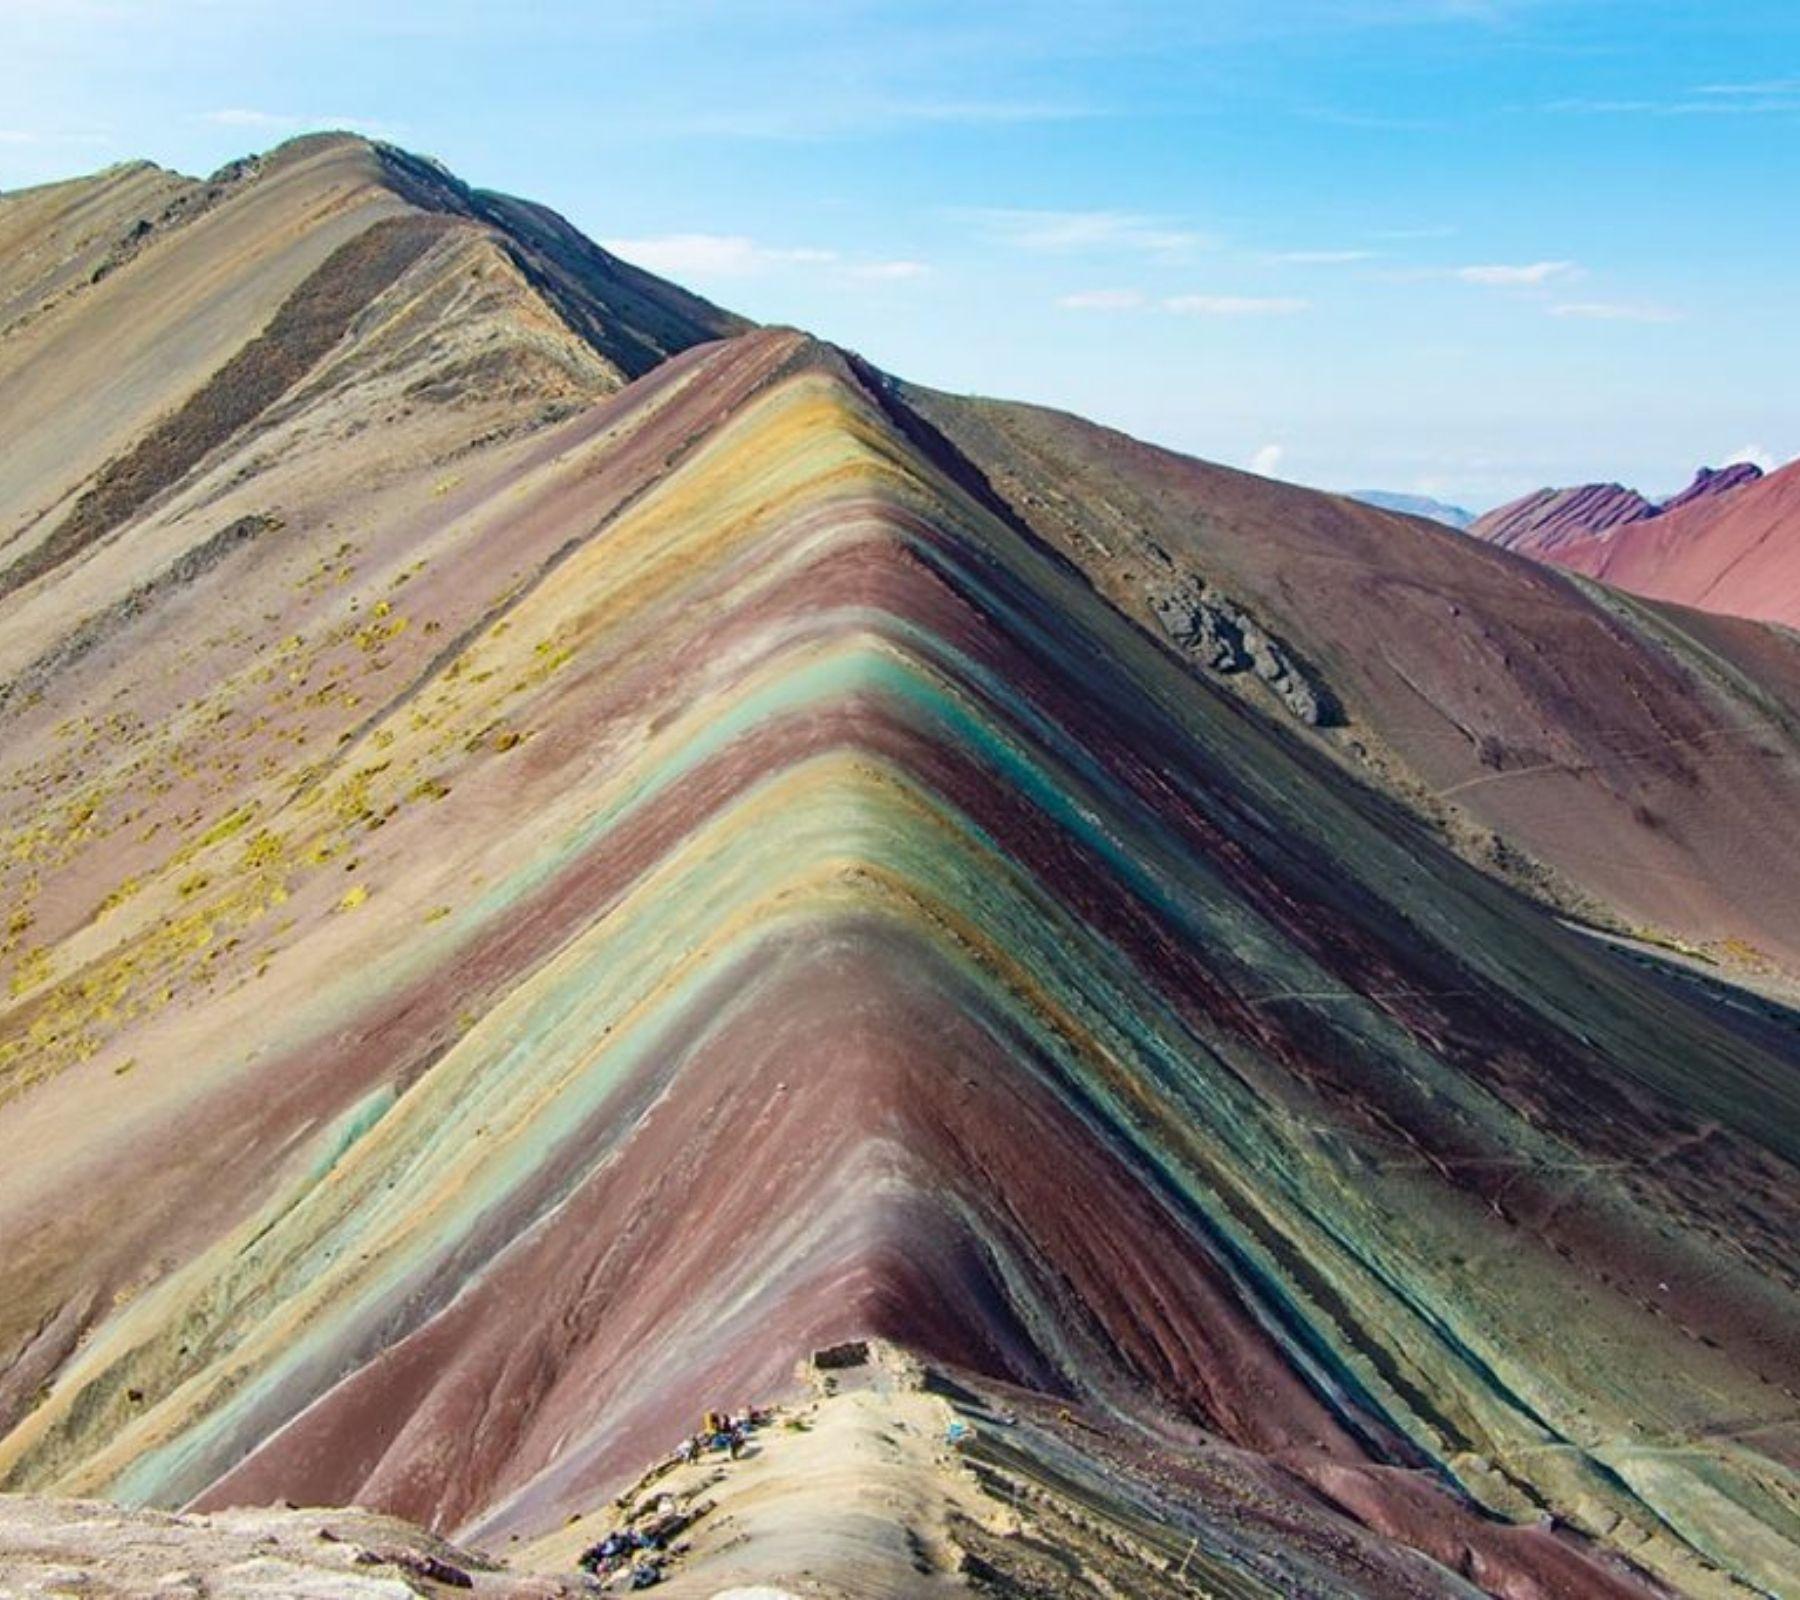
[{"x1": 1, "y1": 135, "x2": 1798, "y2": 1599}]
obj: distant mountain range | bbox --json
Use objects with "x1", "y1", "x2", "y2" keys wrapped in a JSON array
[
  {"x1": 1347, "y1": 490, "x2": 1474, "y2": 530},
  {"x1": 1469, "y1": 463, "x2": 1762, "y2": 555},
  {"x1": 1467, "y1": 460, "x2": 1799, "y2": 628}
]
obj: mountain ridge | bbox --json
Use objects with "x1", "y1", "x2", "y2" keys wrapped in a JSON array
[
  {"x1": 1468, "y1": 461, "x2": 1765, "y2": 557},
  {"x1": 1545, "y1": 460, "x2": 1800, "y2": 630},
  {"x1": 1346, "y1": 490, "x2": 1474, "y2": 530},
  {"x1": 1, "y1": 136, "x2": 1798, "y2": 1599},
  {"x1": 1469, "y1": 457, "x2": 1800, "y2": 629}
]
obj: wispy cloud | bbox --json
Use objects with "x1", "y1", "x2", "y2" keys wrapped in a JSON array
[
  {"x1": 967, "y1": 208, "x2": 1209, "y2": 257},
  {"x1": 1298, "y1": 107, "x2": 1443, "y2": 132},
  {"x1": 863, "y1": 97, "x2": 1095, "y2": 126},
  {"x1": 1723, "y1": 443, "x2": 1778, "y2": 472},
  {"x1": 1696, "y1": 77, "x2": 1800, "y2": 96},
  {"x1": 645, "y1": 97, "x2": 1097, "y2": 142},
  {"x1": 601, "y1": 232, "x2": 926, "y2": 286},
  {"x1": 1164, "y1": 294, "x2": 1309, "y2": 316},
  {"x1": 1051, "y1": 287, "x2": 1152, "y2": 311},
  {"x1": 1264, "y1": 249, "x2": 1376, "y2": 265},
  {"x1": 1056, "y1": 290, "x2": 1308, "y2": 317},
  {"x1": 200, "y1": 109, "x2": 302, "y2": 129},
  {"x1": 1250, "y1": 443, "x2": 1286, "y2": 477},
  {"x1": 0, "y1": 126, "x2": 111, "y2": 149},
  {"x1": 1456, "y1": 260, "x2": 1579, "y2": 287},
  {"x1": 1055, "y1": 289, "x2": 1148, "y2": 310},
  {"x1": 600, "y1": 234, "x2": 835, "y2": 278},
  {"x1": 196, "y1": 108, "x2": 402, "y2": 138},
  {"x1": 1546, "y1": 90, "x2": 1800, "y2": 117},
  {"x1": 847, "y1": 259, "x2": 931, "y2": 282},
  {"x1": 1549, "y1": 301, "x2": 1682, "y2": 323}
]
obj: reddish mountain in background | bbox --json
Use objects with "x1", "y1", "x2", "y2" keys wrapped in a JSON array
[
  {"x1": 1471, "y1": 480, "x2": 1656, "y2": 553},
  {"x1": 1471, "y1": 461, "x2": 1763, "y2": 557},
  {"x1": 1554, "y1": 458, "x2": 1800, "y2": 628}
]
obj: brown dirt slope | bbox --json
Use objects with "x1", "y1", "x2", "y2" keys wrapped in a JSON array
[{"x1": 900, "y1": 379, "x2": 1800, "y2": 970}]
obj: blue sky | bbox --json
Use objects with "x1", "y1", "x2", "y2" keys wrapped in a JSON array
[{"x1": 3, "y1": 1, "x2": 1795, "y2": 508}]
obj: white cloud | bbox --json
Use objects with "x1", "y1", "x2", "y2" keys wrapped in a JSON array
[
  {"x1": 1056, "y1": 289, "x2": 1147, "y2": 310},
  {"x1": 1545, "y1": 94, "x2": 1800, "y2": 117},
  {"x1": 1456, "y1": 261, "x2": 1579, "y2": 287},
  {"x1": 1265, "y1": 249, "x2": 1375, "y2": 264},
  {"x1": 967, "y1": 208, "x2": 1208, "y2": 257},
  {"x1": 1163, "y1": 294, "x2": 1309, "y2": 316},
  {"x1": 1250, "y1": 443, "x2": 1286, "y2": 477},
  {"x1": 648, "y1": 97, "x2": 1096, "y2": 141},
  {"x1": 848, "y1": 259, "x2": 931, "y2": 281},
  {"x1": 196, "y1": 109, "x2": 401, "y2": 138},
  {"x1": 1549, "y1": 301, "x2": 1682, "y2": 323},
  {"x1": 1723, "y1": 444, "x2": 1777, "y2": 473},
  {"x1": 601, "y1": 233, "x2": 836, "y2": 279},
  {"x1": 1696, "y1": 78, "x2": 1800, "y2": 96},
  {"x1": 201, "y1": 109, "x2": 296, "y2": 129},
  {"x1": 1299, "y1": 107, "x2": 1442, "y2": 132},
  {"x1": 601, "y1": 232, "x2": 927, "y2": 287},
  {"x1": 858, "y1": 98, "x2": 1095, "y2": 127},
  {"x1": 1057, "y1": 290, "x2": 1308, "y2": 316},
  {"x1": 0, "y1": 126, "x2": 111, "y2": 149}
]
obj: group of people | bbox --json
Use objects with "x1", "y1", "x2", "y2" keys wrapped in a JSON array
[
  {"x1": 574, "y1": 1405, "x2": 773, "y2": 1589},
  {"x1": 577, "y1": 1529, "x2": 666, "y2": 1589},
  {"x1": 675, "y1": 1407, "x2": 766, "y2": 1464}
]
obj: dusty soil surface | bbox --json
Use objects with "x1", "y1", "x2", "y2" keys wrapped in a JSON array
[{"x1": 0, "y1": 1495, "x2": 578, "y2": 1598}]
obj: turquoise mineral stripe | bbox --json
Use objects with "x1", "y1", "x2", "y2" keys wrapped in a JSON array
[{"x1": 100, "y1": 748, "x2": 1456, "y2": 1506}]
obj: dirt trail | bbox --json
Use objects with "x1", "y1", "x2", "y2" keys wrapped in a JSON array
[{"x1": 515, "y1": 1347, "x2": 983, "y2": 1598}]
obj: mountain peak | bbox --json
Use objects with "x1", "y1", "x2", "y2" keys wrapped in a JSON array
[
  {"x1": 1, "y1": 142, "x2": 1798, "y2": 1598},
  {"x1": 1659, "y1": 458, "x2": 1764, "y2": 513},
  {"x1": 1468, "y1": 454, "x2": 1797, "y2": 625}
]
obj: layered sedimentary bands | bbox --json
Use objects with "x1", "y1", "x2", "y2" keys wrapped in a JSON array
[
  {"x1": 1544, "y1": 464, "x2": 1800, "y2": 632},
  {"x1": 2, "y1": 136, "x2": 1800, "y2": 1597},
  {"x1": 1469, "y1": 466, "x2": 1762, "y2": 558},
  {"x1": 1469, "y1": 462, "x2": 1800, "y2": 631}
]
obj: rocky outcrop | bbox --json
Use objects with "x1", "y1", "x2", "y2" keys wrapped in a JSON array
[
  {"x1": 1658, "y1": 461, "x2": 1764, "y2": 515},
  {"x1": 1149, "y1": 576, "x2": 1343, "y2": 725}
]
